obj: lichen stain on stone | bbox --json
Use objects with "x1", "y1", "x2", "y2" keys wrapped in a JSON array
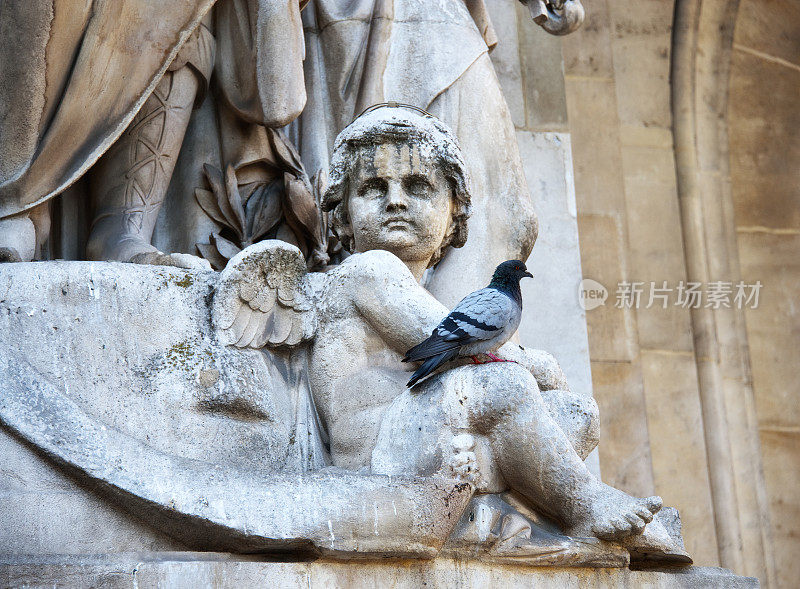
[
  {"x1": 171, "y1": 273, "x2": 195, "y2": 289},
  {"x1": 164, "y1": 338, "x2": 198, "y2": 370},
  {"x1": 150, "y1": 269, "x2": 196, "y2": 290}
]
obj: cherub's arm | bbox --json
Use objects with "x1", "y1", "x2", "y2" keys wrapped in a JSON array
[{"x1": 342, "y1": 250, "x2": 449, "y2": 354}]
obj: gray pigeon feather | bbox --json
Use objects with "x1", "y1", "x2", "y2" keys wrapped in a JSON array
[{"x1": 403, "y1": 260, "x2": 532, "y2": 387}]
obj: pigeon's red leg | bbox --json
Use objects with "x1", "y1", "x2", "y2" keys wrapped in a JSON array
[
  {"x1": 471, "y1": 356, "x2": 483, "y2": 364},
  {"x1": 487, "y1": 352, "x2": 512, "y2": 363}
]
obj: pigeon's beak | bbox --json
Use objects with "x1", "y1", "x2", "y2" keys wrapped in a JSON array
[{"x1": 524, "y1": 271, "x2": 533, "y2": 279}]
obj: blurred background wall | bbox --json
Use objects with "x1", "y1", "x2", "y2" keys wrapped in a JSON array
[{"x1": 490, "y1": 1, "x2": 799, "y2": 586}]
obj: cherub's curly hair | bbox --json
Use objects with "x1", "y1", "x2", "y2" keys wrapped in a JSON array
[{"x1": 321, "y1": 106, "x2": 472, "y2": 267}]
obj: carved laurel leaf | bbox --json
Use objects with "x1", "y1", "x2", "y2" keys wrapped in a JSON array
[
  {"x1": 194, "y1": 188, "x2": 227, "y2": 227},
  {"x1": 211, "y1": 233, "x2": 242, "y2": 261},
  {"x1": 245, "y1": 182, "x2": 283, "y2": 240},
  {"x1": 224, "y1": 164, "x2": 247, "y2": 240},
  {"x1": 196, "y1": 242, "x2": 229, "y2": 271},
  {"x1": 283, "y1": 173, "x2": 321, "y2": 247},
  {"x1": 267, "y1": 128, "x2": 305, "y2": 176},
  {"x1": 202, "y1": 164, "x2": 243, "y2": 240}
]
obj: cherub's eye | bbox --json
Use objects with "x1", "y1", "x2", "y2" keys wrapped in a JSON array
[
  {"x1": 404, "y1": 175, "x2": 432, "y2": 197},
  {"x1": 358, "y1": 178, "x2": 388, "y2": 198}
]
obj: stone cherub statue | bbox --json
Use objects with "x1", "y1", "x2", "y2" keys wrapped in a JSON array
[{"x1": 214, "y1": 106, "x2": 687, "y2": 559}]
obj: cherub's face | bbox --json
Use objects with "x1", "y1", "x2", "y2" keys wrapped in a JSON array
[{"x1": 347, "y1": 142, "x2": 452, "y2": 264}]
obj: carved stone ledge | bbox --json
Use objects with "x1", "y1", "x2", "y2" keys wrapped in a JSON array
[{"x1": 0, "y1": 555, "x2": 758, "y2": 588}]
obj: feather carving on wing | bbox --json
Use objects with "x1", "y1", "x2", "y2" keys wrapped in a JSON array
[{"x1": 212, "y1": 240, "x2": 317, "y2": 349}]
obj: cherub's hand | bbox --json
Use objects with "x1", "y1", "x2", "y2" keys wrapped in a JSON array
[{"x1": 449, "y1": 433, "x2": 479, "y2": 484}]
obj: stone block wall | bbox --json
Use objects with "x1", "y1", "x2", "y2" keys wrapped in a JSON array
[
  {"x1": 486, "y1": 1, "x2": 799, "y2": 587},
  {"x1": 729, "y1": 1, "x2": 800, "y2": 586}
]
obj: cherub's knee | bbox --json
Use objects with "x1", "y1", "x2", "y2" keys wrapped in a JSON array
[
  {"x1": 466, "y1": 362, "x2": 542, "y2": 427},
  {"x1": 526, "y1": 349, "x2": 570, "y2": 391}
]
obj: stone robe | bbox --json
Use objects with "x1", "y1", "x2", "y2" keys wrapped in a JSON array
[{"x1": 0, "y1": 0, "x2": 306, "y2": 222}]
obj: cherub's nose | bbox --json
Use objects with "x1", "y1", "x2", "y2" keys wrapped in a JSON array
[{"x1": 384, "y1": 181, "x2": 408, "y2": 210}]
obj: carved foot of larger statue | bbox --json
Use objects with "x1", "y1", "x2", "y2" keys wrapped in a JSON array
[
  {"x1": 0, "y1": 247, "x2": 23, "y2": 263},
  {"x1": 130, "y1": 250, "x2": 212, "y2": 271},
  {"x1": 0, "y1": 214, "x2": 35, "y2": 262},
  {"x1": 87, "y1": 230, "x2": 212, "y2": 270}
]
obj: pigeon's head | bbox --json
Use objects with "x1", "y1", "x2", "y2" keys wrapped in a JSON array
[{"x1": 490, "y1": 260, "x2": 534, "y2": 289}]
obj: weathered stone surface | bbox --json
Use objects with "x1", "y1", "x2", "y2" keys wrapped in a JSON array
[
  {"x1": 485, "y1": 0, "x2": 526, "y2": 128},
  {"x1": 564, "y1": 77, "x2": 626, "y2": 217},
  {"x1": 589, "y1": 360, "x2": 655, "y2": 499},
  {"x1": 0, "y1": 556, "x2": 758, "y2": 589},
  {"x1": 574, "y1": 214, "x2": 637, "y2": 362},
  {"x1": 0, "y1": 261, "x2": 472, "y2": 558},
  {"x1": 517, "y1": 5, "x2": 569, "y2": 131},
  {"x1": 608, "y1": 0, "x2": 673, "y2": 130},
  {"x1": 619, "y1": 144, "x2": 693, "y2": 353},
  {"x1": 728, "y1": 5, "x2": 800, "y2": 584},
  {"x1": 730, "y1": 54, "x2": 800, "y2": 232},
  {"x1": 562, "y1": 0, "x2": 614, "y2": 78}
]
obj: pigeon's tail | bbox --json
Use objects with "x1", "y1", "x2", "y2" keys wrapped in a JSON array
[{"x1": 407, "y1": 349, "x2": 459, "y2": 388}]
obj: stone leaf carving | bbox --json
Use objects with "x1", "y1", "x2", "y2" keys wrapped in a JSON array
[
  {"x1": 212, "y1": 240, "x2": 317, "y2": 349},
  {"x1": 194, "y1": 130, "x2": 328, "y2": 271}
]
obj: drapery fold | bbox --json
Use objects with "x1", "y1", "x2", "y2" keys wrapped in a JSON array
[{"x1": 0, "y1": 0, "x2": 217, "y2": 218}]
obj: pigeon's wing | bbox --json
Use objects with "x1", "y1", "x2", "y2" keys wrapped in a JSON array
[
  {"x1": 403, "y1": 288, "x2": 514, "y2": 361},
  {"x1": 212, "y1": 240, "x2": 317, "y2": 349}
]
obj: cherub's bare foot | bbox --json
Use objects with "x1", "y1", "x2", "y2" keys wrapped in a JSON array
[{"x1": 568, "y1": 483, "x2": 662, "y2": 541}]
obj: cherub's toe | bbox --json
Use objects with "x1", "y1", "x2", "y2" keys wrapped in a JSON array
[
  {"x1": 625, "y1": 512, "x2": 646, "y2": 534},
  {"x1": 644, "y1": 495, "x2": 663, "y2": 514},
  {"x1": 634, "y1": 505, "x2": 655, "y2": 523},
  {"x1": 591, "y1": 521, "x2": 616, "y2": 540},
  {"x1": 609, "y1": 516, "x2": 629, "y2": 539}
]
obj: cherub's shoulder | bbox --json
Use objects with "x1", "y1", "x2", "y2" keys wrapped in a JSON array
[{"x1": 331, "y1": 250, "x2": 411, "y2": 282}]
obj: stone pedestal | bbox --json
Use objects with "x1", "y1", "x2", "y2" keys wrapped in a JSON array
[{"x1": 0, "y1": 555, "x2": 758, "y2": 588}]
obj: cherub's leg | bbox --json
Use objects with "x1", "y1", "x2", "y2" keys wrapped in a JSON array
[
  {"x1": 464, "y1": 363, "x2": 660, "y2": 541},
  {"x1": 501, "y1": 346, "x2": 598, "y2": 460},
  {"x1": 540, "y1": 389, "x2": 599, "y2": 461}
]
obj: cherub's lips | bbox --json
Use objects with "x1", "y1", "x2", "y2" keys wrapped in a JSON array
[{"x1": 382, "y1": 217, "x2": 414, "y2": 227}]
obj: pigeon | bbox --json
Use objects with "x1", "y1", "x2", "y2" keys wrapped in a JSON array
[{"x1": 403, "y1": 260, "x2": 533, "y2": 387}]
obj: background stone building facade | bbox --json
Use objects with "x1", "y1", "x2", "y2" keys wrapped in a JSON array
[{"x1": 488, "y1": 1, "x2": 798, "y2": 587}]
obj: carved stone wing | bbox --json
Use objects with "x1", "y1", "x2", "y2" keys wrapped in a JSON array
[{"x1": 212, "y1": 240, "x2": 317, "y2": 349}]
